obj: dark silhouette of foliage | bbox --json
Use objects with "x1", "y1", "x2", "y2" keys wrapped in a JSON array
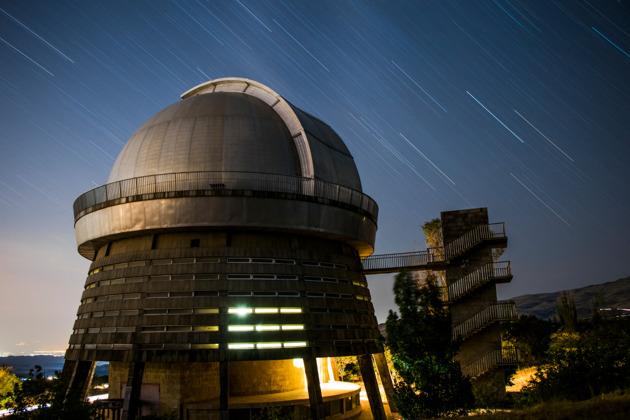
[
  {"x1": 503, "y1": 315, "x2": 558, "y2": 364},
  {"x1": 6, "y1": 366, "x2": 96, "y2": 419},
  {"x1": 520, "y1": 315, "x2": 630, "y2": 405},
  {"x1": 556, "y1": 292, "x2": 578, "y2": 332},
  {"x1": 0, "y1": 366, "x2": 19, "y2": 409},
  {"x1": 386, "y1": 271, "x2": 474, "y2": 418}
]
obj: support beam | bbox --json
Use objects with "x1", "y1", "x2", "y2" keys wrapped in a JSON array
[
  {"x1": 220, "y1": 360, "x2": 229, "y2": 420},
  {"x1": 62, "y1": 360, "x2": 96, "y2": 404},
  {"x1": 358, "y1": 354, "x2": 386, "y2": 420},
  {"x1": 121, "y1": 361, "x2": 145, "y2": 420},
  {"x1": 373, "y1": 352, "x2": 398, "y2": 414},
  {"x1": 304, "y1": 357, "x2": 325, "y2": 420}
]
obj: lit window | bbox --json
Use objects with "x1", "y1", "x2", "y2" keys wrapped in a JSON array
[
  {"x1": 191, "y1": 343, "x2": 219, "y2": 349},
  {"x1": 256, "y1": 325, "x2": 280, "y2": 331},
  {"x1": 281, "y1": 325, "x2": 304, "y2": 330},
  {"x1": 280, "y1": 308, "x2": 302, "y2": 313},
  {"x1": 254, "y1": 308, "x2": 278, "y2": 314},
  {"x1": 228, "y1": 325, "x2": 254, "y2": 332},
  {"x1": 228, "y1": 343, "x2": 255, "y2": 349},
  {"x1": 194, "y1": 308, "x2": 219, "y2": 314},
  {"x1": 193, "y1": 326, "x2": 219, "y2": 331},
  {"x1": 283, "y1": 342, "x2": 307, "y2": 348},
  {"x1": 257, "y1": 342, "x2": 282, "y2": 349},
  {"x1": 228, "y1": 307, "x2": 252, "y2": 316}
]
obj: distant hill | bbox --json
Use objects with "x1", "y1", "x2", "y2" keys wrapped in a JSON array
[
  {"x1": 0, "y1": 355, "x2": 108, "y2": 378},
  {"x1": 508, "y1": 275, "x2": 630, "y2": 320}
]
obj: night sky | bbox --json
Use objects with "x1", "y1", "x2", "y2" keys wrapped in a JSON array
[{"x1": 1, "y1": 1, "x2": 628, "y2": 354}]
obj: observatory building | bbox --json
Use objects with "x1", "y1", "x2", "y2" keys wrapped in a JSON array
[{"x1": 61, "y1": 78, "x2": 393, "y2": 419}]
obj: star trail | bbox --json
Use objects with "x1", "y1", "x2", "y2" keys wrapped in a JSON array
[{"x1": 0, "y1": 0, "x2": 628, "y2": 354}]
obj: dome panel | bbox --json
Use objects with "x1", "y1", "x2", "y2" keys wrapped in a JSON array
[{"x1": 109, "y1": 93, "x2": 300, "y2": 182}]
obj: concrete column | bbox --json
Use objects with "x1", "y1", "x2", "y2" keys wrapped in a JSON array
[
  {"x1": 62, "y1": 360, "x2": 96, "y2": 404},
  {"x1": 121, "y1": 361, "x2": 145, "y2": 420},
  {"x1": 358, "y1": 354, "x2": 386, "y2": 420},
  {"x1": 304, "y1": 357, "x2": 325, "y2": 420},
  {"x1": 220, "y1": 360, "x2": 229, "y2": 420},
  {"x1": 56, "y1": 359, "x2": 76, "y2": 405},
  {"x1": 373, "y1": 352, "x2": 398, "y2": 414}
]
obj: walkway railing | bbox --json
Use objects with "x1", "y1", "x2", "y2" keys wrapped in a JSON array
[
  {"x1": 461, "y1": 345, "x2": 519, "y2": 378},
  {"x1": 73, "y1": 171, "x2": 378, "y2": 222},
  {"x1": 444, "y1": 262, "x2": 512, "y2": 302},
  {"x1": 360, "y1": 249, "x2": 442, "y2": 274},
  {"x1": 361, "y1": 223, "x2": 505, "y2": 274},
  {"x1": 444, "y1": 223, "x2": 506, "y2": 259},
  {"x1": 452, "y1": 302, "x2": 517, "y2": 341}
]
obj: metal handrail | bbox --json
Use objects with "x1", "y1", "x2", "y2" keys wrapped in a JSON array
[
  {"x1": 361, "y1": 224, "x2": 505, "y2": 273},
  {"x1": 461, "y1": 345, "x2": 519, "y2": 378},
  {"x1": 452, "y1": 302, "x2": 516, "y2": 341},
  {"x1": 443, "y1": 223, "x2": 506, "y2": 259},
  {"x1": 360, "y1": 248, "x2": 442, "y2": 273},
  {"x1": 445, "y1": 261, "x2": 511, "y2": 302},
  {"x1": 73, "y1": 171, "x2": 379, "y2": 222}
]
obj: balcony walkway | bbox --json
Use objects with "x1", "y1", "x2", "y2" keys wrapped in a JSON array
[{"x1": 361, "y1": 223, "x2": 506, "y2": 274}]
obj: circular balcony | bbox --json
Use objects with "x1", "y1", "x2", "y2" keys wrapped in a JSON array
[{"x1": 73, "y1": 171, "x2": 379, "y2": 259}]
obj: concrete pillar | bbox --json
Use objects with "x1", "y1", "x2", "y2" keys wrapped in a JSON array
[
  {"x1": 62, "y1": 360, "x2": 96, "y2": 404},
  {"x1": 220, "y1": 360, "x2": 229, "y2": 420},
  {"x1": 373, "y1": 352, "x2": 398, "y2": 413},
  {"x1": 358, "y1": 354, "x2": 386, "y2": 420},
  {"x1": 121, "y1": 361, "x2": 145, "y2": 420},
  {"x1": 304, "y1": 357, "x2": 325, "y2": 420}
]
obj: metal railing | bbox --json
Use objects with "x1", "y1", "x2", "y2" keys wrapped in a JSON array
[
  {"x1": 361, "y1": 223, "x2": 505, "y2": 274},
  {"x1": 452, "y1": 302, "x2": 517, "y2": 341},
  {"x1": 444, "y1": 262, "x2": 512, "y2": 302},
  {"x1": 461, "y1": 345, "x2": 519, "y2": 378},
  {"x1": 444, "y1": 223, "x2": 506, "y2": 259},
  {"x1": 360, "y1": 249, "x2": 443, "y2": 274},
  {"x1": 73, "y1": 171, "x2": 378, "y2": 222}
]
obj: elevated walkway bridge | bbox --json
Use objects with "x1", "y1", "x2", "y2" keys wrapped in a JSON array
[{"x1": 361, "y1": 223, "x2": 507, "y2": 274}]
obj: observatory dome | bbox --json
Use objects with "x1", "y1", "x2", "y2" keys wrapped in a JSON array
[{"x1": 108, "y1": 78, "x2": 363, "y2": 191}]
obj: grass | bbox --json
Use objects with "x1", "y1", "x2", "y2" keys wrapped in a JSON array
[{"x1": 461, "y1": 392, "x2": 630, "y2": 420}]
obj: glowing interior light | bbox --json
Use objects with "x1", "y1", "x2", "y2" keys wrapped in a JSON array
[
  {"x1": 283, "y1": 342, "x2": 307, "y2": 348},
  {"x1": 228, "y1": 325, "x2": 254, "y2": 332},
  {"x1": 191, "y1": 343, "x2": 219, "y2": 349},
  {"x1": 292, "y1": 358, "x2": 304, "y2": 368},
  {"x1": 256, "y1": 325, "x2": 280, "y2": 331},
  {"x1": 228, "y1": 307, "x2": 252, "y2": 316},
  {"x1": 280, "y1": 308, "x2": 302, "y2": 313},
  {"x1": 254, "y1": 308, "x2": 278, "y2": 313},
  {"x1": 256, "y1": 342, "x2": 282, "y2": 349},
  {"x1": 281, "y1": 325, "x2": 304, "y2": 330},
  {"x1": 192, "y1": 326, "x2": 219, "y2": 331},
  {"x1": 228, "y1": 343, "x2": 255, "y2": 349}
]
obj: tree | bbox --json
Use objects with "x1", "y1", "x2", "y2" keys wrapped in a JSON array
[
  {"x1": 503, "y1": 315, "x2": 558, "y2": 364},
  {"x1": 6, "y1": 366, "x2": 96, "y2": 419},
  {"x1": 386, "y1": 271, "x2": 474, "y2": 418},
  {"x1": 0, "y1": 366, "x2": 20, "y2": 408},
  {"x1": 420, "y1": 218, "x2": 442, "y2": 251},
  {"x1": 421, "y1": 218, "x2": 445, "y2": 286},
  {"x1": 521, "y1": 323, "x2": 630, "y2": 403},
  {"x1": 557, "y1": 292, "x2": 578, "y2": 332}
]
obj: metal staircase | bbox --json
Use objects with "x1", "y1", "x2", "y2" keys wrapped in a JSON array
[
  {"x1": 443, "y1": 261, "x2": 512, "y2": 303},
  {"x1": 361, "y1": 223, "x2": 506, "y2": 274},
  {"x1": 361, "y1": 218, "x2": 518, "y2": 379},
  {"x1": 461, "y1": 345, "x2": 519, "y2": 379},
  {"x1": 452, "y1": 303, "x2": 517, "y2": 341}
]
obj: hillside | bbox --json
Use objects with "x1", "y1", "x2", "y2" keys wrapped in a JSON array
[
  {"x1": 0, "y1": 356, "x2": 108, "y2": 377},
  {"x1": 508, "y1": 275, "x2": 630, "y2": 320}
]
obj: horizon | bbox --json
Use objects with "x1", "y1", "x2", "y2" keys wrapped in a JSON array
[{"x1": 1, "y1": 1, "x2": 628, "y2": 354}]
